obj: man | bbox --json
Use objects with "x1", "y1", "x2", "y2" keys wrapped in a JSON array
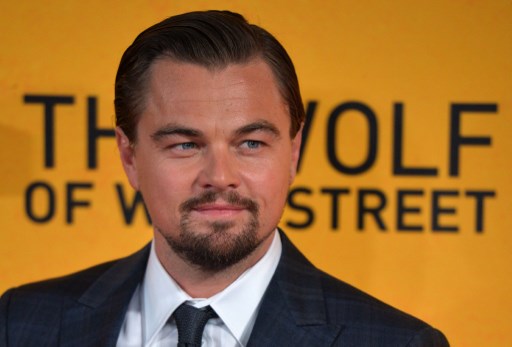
[{"x1": 0, "y1": 10, "x2": 449, "y2": 346}]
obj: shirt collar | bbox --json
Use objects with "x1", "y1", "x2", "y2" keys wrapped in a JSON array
[
  {"x1": 142, "y1": 230, "x2": 282, "y2": 345},
  {"x1": 142, "y1": 242, "x2": 189, "y2": 344}
]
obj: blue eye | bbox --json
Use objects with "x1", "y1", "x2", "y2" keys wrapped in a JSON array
[
  {"x1": 177, "y1": 142, "x2": 197, "y2": 150},
  {"x1": 243, "y1": 140, "x2": 262, "y2": 149}
]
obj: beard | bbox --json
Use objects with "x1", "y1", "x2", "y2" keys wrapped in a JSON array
[{"x1": 161, "y1": 190, "x2": 267, "y2": 272}]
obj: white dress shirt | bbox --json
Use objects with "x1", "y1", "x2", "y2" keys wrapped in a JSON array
[{"x1": 116, "y1": 230, "x2": 282, "y2": 347}]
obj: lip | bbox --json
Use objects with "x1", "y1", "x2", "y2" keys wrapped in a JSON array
[{"x1": 192, "y1": 203, "x2": 246, "y2": 218}]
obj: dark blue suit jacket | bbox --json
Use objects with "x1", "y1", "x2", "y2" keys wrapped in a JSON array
[{"x1": 0, "y1": 232, "x2": 449, "y2": 346}]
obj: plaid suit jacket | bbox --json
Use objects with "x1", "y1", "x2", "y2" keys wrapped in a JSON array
[{"x1": 0, "y1": 231, "x2": 449, "y2": 346}]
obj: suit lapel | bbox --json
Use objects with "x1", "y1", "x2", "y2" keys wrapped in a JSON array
[
  {"x1": 248, "y1": 231, "x2": 343, "y2": 346},
  {"x1": 61, "y1": 244, "x2": 150, "y2": 347}
]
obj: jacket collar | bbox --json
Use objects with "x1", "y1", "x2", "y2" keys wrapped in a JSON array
[
  {"x1": 247, "y1": 230, "x2": 344, "y2": 346},
  {"x1": 60, "y1": 243, "x2": 150, "y2": 347}
]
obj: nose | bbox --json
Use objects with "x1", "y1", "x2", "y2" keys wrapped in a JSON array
[{"x1": 195, "y1": 145, "x2": 241, "y2": 190}]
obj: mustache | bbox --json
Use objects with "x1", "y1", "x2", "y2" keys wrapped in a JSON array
[{"x1": 179, "y1": 191, "x2": 259, "y2": 215}]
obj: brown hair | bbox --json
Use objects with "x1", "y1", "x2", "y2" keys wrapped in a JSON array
[{"x1": 114, "y1": 10, "x2": 305, "y2": 142}]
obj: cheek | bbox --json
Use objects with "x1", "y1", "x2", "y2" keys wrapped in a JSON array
[
  {"x1": 255, "y1": 177, "x2": 290, "y2": 233},
  {"x1": 135, "y1": 160, "x2": 190, "y2": 221},
  {"x1": 244, "y1": 158, "x2": 292, "y2": 207}
]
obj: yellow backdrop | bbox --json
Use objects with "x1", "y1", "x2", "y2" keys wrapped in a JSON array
[{"x1": 1, "y1": 1, "x2": 511, "y2": 346}]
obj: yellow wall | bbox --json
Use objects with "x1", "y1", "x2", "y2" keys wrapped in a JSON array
[{"x1": 1, "y1": 1, "x2": 511, "y2": 345}]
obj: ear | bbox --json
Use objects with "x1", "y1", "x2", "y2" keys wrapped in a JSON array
[
  {"x1": 116, "y1": 127, "x2": 140, "y2": 190},
  {"x1": 289, "y1": 123, "x2": 304, "y2": 183}
]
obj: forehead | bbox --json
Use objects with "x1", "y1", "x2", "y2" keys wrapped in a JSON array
[{"x1": 140, "y1": 58, "x2": 290, "y2": 130}]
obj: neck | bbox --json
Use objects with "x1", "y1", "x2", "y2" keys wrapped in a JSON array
[{"x1": 153, "y1": 230, "x2": 275, "y2": 298}]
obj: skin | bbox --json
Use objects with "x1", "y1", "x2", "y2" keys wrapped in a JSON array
[{"x1": 116, "y1": 58, "x2": 302, "y2": 298}]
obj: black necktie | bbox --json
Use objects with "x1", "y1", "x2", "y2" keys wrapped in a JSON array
[{"x1": 173, "y1": 304, "x2": 218, "y2": 347}]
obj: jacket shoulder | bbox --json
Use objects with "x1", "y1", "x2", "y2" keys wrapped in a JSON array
[
  {"x1": 319, "y1": 270, "x2": 449, "y2": 345},
  {"x1": 2, "y1": 243, "x2": 150, "y2": 301},
  {"x1": 277, "y1": 231, "x2": 449, "y2": 345},
  {"x1": 1, "y1": 245, "x2": 150, "y2": 346},
  {"x1": 0, "y1": 259, "x2": 119, "y2": 346}
]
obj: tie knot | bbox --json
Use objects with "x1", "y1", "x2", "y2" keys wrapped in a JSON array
[{"x1": 173, "y1": 304, "x2": 218, "y2": 346}]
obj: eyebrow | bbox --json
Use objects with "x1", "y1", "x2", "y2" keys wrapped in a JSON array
[
  {"x1": 151, "y1": 124, "x2": 202, "y2": 142},
  {"x1": 150, "y1": 119, "x2": 281, "y2": 142},
  {"x1": 234, "y1": 120, "x2": 281, "y2": 138}
]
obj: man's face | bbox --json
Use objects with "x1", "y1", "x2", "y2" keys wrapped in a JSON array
[{"x1": 116, "y1": 58, "x2": 302, "y2": 271}]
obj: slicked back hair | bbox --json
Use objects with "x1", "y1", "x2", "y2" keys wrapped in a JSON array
[{"x1": 114, "y1": 10, "x2": 305, "y2": 142}]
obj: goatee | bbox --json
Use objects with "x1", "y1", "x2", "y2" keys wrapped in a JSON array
[{"x1": 162, "y1": 190, "x2": 265, "y2": 272}]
